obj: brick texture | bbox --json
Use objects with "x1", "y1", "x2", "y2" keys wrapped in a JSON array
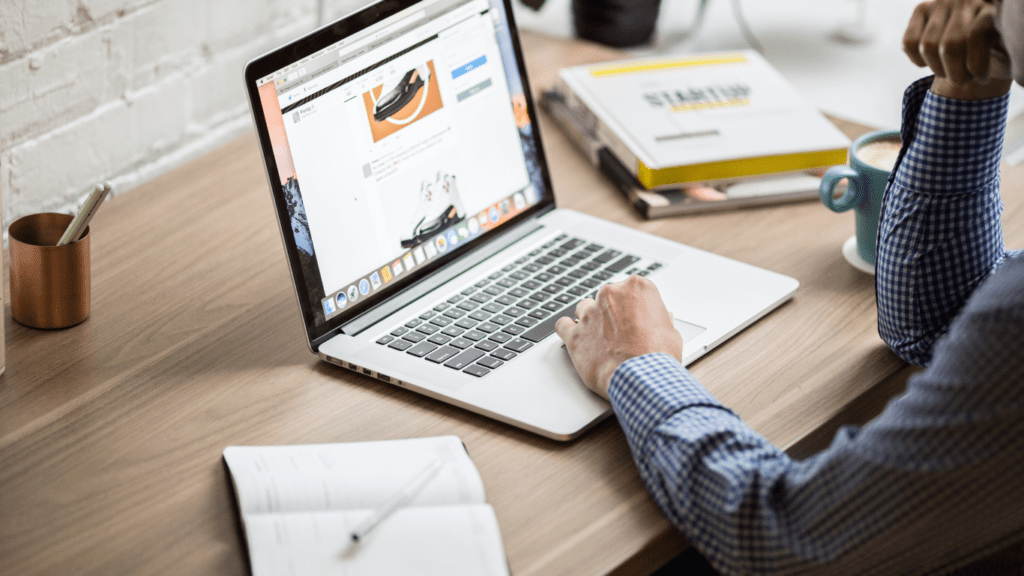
[{"x1": 0, "y1": 0, "x2": 367, "y2": 229}]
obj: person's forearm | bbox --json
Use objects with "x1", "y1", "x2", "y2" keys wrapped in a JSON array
[
  {"x1": 875, "y1": 76, "x2": 1011, "y2": 366},
  {"x1": 608, "y1": 355, "x2": 797, "y2": 572},
  {"x1": 610, "y1": 355, "x2": 845, "y2": 573},
  {"x1": 610, "y1": 355, "x2": 885, "y2": 573},
  {"x1": 609, "y1": 345, "x2": 1024, "y2": 575}
]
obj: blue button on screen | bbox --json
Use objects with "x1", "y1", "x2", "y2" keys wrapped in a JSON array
[{"x1": 452, "y1": 55, "x2": 487, "y2": 79}]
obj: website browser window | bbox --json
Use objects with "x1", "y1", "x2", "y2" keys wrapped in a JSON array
[{"x1": 256, "y1": 0, "x2": 542, "y2": 325}]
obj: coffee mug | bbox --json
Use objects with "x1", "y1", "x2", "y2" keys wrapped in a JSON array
[{"x1": 819, "y1": 129, "x2": 901, "y2": 268}]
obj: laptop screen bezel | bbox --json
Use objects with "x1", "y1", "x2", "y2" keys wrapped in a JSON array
[{"x1": 244, "y1": 0, "x2": 556, "y2": 347}]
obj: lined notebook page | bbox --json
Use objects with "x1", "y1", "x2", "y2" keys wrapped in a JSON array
[
  {"x1": 245, "y1": 505, "x2": 509, "y2": 576},
  {"x1": 223, "y1": 436, "x2": 486, "y2": 515}
]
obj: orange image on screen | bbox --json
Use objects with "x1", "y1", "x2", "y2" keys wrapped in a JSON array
[
  {"x1": 258, "y1": 81, "x2": 297, "y2": 185},
  {"x1": 363, "y1": 60, "x2": 444, "y2": 143}
]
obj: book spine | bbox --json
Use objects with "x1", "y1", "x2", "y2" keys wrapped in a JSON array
[
  {"x1": 596, "y1": 149, "x2": 654, "y2": 218},
  {"x1": 638, "y1": 148, "x2": 848, "y2": 190},
  {"x1": 539, "y1": 91, "x2": 601, "y2": 165},
  {"x1": 554, "y1": 75, "x2": 643, "y2": 180},
  {"x1": 540, "y1": 91, "x2": 652, "y2": 219}
]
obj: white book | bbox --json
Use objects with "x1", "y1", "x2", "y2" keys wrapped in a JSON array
[
  {"x1": 223, "y1": 436, "x2": 509, "y2": 576},
  {"x1": 555, "y1": 51, "x2": 850, "y2": 190},
  {"x1": 541, "y1": 90, "x2": 828, "y2": 218}
]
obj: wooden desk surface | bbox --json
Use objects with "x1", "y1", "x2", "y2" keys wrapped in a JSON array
[{"x1": 3, "y1": 32, "x2": 1022, "y2": 576}]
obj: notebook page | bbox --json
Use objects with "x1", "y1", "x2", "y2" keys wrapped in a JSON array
[
  {"x1": 224, "y1": 436, "x2": 485, "y2": 515},
  {"x1": 245, "y1": 505, "x2": 510, "y2": 576}
]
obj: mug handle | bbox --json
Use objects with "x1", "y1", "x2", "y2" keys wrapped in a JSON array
[{"x1": 819, "y1": 166, "x2": 861, "y2": 212}]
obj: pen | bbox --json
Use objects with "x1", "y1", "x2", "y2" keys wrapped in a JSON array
[
  {"x1": 349, "y1": 458, "x2": 443, "y2": 544},
  {"x1": 57, "y1": 182, "x2": 112, "y2": 246}
]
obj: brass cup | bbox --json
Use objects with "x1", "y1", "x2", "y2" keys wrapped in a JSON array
[{"x1": 9, "y1": 213, "x2": 90, "y2": 329}]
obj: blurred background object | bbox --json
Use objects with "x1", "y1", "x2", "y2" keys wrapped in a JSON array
[
  {"x1": 515, "y1": 0, "x2": 1024, "y2": 144},
  {"x1": 833, "y1": 0, "x2": 877, "y2": 44},
  {"x1": 568, "y1": 0, "x2": 665, "y2": 48}
]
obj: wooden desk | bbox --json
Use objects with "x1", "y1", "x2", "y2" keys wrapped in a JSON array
[{"x1": 3, "y1": 32, "x2": 1022, "y2": 576}]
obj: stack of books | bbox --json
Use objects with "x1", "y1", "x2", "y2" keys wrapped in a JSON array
[{"x1": 543, "y1": 51, "x2": 850, "y2": 218}]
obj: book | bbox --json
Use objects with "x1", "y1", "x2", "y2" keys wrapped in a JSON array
[
  {"x1": 553, "y1": 51, "x2": 850, "y2": 190},
  {"x1": 223, "y1": 436, "x2": 509, "y2": 576},
  {"x1": 541, "y1": 90, "x2": 828, "y2": 218}
]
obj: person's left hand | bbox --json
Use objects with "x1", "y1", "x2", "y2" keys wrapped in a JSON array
[
  {"x1": 903, "y1": 0, "x2": 1013, "y2": 99},
  {"x1": 554, "y1": 275, "x2": 683, "y2": 399}
]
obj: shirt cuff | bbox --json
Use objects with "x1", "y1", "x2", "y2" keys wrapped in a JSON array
[
  {"x1": 892, "y1": 76, "x2": 1009, "y2": 194},
  {"x1": 608, "y1": 353, "x2": 731, "y2": 449}
]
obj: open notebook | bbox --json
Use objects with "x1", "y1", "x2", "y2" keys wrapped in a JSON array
[{"x1": 223, "y1": 436, "x2": 509, "y2": 575}]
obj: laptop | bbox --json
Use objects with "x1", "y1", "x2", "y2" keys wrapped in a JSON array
[{"x1": 243, "y1": 0, "x2": 799, "y2": 440}]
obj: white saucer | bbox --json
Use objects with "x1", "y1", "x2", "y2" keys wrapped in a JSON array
[{"x1": 842, "y1": 235, "x2": 875, "y2": 275}]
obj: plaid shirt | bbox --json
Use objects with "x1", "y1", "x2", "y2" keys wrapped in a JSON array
[{"x1": 608, "y1": 77, "x2": 1024, "y2": 575}]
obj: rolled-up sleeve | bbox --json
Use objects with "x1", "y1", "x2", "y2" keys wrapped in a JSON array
[{"x1": 876, "y1": 77, "x2": 1018, "y2": 366}]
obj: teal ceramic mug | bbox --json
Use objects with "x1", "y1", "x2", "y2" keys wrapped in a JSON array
[{"x1": 819, "y1": 130, "x2": 901, "y2": 265}]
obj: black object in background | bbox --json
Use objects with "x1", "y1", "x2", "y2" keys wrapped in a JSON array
[
  {"x1": 519, "y1": 0, "x2": 662, "y2": 48},
  {"x1": 572, "y1": 0, "x2": 662, "y2": 47}
]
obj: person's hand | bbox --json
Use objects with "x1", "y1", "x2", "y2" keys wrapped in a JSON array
[
  {"x1": 904, "y1": 0, "x2": 1013, "y2": 99},
  {"x1": 554, "y1": 276, "x2": 682, "y2": 399}
]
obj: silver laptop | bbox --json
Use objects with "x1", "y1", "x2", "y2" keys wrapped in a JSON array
[{"x1": 244, "y1": 0, "x2": 799, "y2": 440}]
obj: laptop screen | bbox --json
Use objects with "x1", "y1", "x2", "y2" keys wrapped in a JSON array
[{"x1": 248, "y1": 0, "x2": 551, "y2": 338}]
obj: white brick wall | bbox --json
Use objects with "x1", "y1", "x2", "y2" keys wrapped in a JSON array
[{"x1": 0, "y1": 0, "x2": 370, "y2": 229}]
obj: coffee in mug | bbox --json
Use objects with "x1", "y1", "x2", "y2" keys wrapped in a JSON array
[{"x1": 856, "y1": 137, "x2": 901, "y2": 172}]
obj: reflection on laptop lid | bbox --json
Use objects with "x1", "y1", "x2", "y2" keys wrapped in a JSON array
[{"x1": 245, "y1": 0, "x2": 553, "y2": 349}]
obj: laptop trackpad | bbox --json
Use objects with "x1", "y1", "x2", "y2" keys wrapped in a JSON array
[
  {"x1": 673, "y1": 318, "x2": 706, "y2": 344},
  {"x1": 556, "y1": 318, "x2": 704, "y2": 351}
]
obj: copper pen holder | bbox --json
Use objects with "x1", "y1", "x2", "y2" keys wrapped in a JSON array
[{"x1": 9, "y1": 213, "x2": 90, "y2": 329}]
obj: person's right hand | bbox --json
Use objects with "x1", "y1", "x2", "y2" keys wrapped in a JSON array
[
  {"x1": 903, "y1": 0, "x2": 1013, "y2": 99},
  {"x1": 554, "y1": 275, "x2": 682, "y2": 399}
]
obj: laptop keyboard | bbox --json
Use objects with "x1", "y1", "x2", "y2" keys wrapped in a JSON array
[{"x1": 374, "y1": 233, "x2": 662, "y2": 378}]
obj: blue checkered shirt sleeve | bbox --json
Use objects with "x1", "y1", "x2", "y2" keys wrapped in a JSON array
[
  {"x1": 607, "y1": 78, "x2": 1024, "y2": 575},
  {"x1": 877, "y1": 76, "x2": 1022, "y2": 365}
]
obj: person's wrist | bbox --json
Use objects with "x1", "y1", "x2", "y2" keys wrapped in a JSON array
[
  {"x1": 594, "y1": 360, "x2": 622, "y2": 400},
  {"x1": 599, "y1": 352, "x2": 662, "y2": 400},
  {"x1": 930, "y1": 76, "x2": 1012, "y2": 100}
]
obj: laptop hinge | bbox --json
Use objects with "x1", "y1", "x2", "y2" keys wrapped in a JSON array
[{"x1": 335, "y1": 220, "x2": 548, "y2": 338}]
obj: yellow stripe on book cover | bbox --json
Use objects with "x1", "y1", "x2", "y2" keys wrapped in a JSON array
[
  {"x1": 636, "y1": 148, "x2": 849, "y2": 190},
  {"x1": 590, "y1": 55, "x2": 748, "y2": 77}
]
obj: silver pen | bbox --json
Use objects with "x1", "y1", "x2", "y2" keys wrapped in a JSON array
[
  {"x1": 349, "y1": 458, "x2": 443, "y2": 544},
  {"x1": 57, "y1": 182, "x2": 112, "y2": 246}
]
